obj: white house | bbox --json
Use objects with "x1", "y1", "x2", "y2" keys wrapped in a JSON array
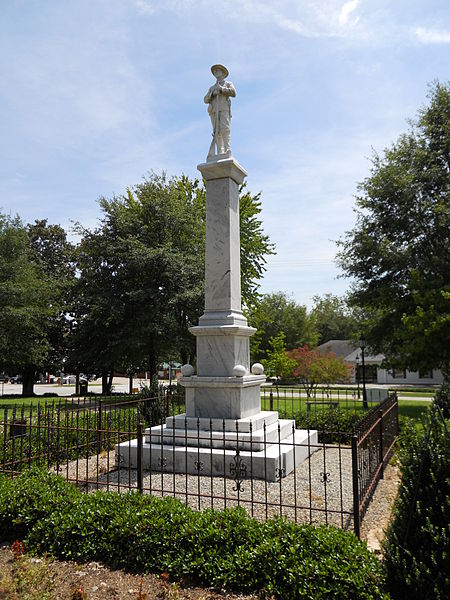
[{"x1": 318, "y1": 340, "x2": 443, "y2": 386}]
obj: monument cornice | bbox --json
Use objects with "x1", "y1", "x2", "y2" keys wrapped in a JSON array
[
  {"x1": 197, "y1": 157, "x2": 247, "y2": 185},
  {"x1": 178, "y1": 374, "x2": 267, "y2": 388},
  {"x1": 189, "y1": 324, "x2": 257, "y2": 337}
]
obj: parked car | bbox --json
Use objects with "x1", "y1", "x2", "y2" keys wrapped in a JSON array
[
  {"x1": 0, "y1": 374, "x2": 9, "y2": 383},
  {"x1": 9, "y1": 375, "x2": 22, "y2": 384},
  {"x1": 62, "y1": 375, "x2": 77, "y2": 385},
  {"x1": 81, "y1": 373, "x2": 97, "y2": 382}
]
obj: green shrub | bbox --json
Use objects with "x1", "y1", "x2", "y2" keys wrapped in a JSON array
[
  {"x1": 0, "y1": 468, "x2": 78, "y2": 540},
  {"x1": 435, "y1": 381, "x2": 450, "y2": 419},
  {"x1": 137, "y1": 376, "x2": 167, "y2": 426},
  {"x1": 0, "y1": 469, "x2": 388, "y2": 599},
  {"x1": 383, "y1": 405, "x2": 450, "y2": 599},
  {"x1": 292, "y1": 408, "x2": 362, "y2": 443}
]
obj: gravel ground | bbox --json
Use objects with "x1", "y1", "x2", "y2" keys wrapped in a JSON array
[{"x1": 52, "y1": 444, "x2": 400, "y2": 544}]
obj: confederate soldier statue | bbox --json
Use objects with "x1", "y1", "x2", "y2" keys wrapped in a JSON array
[{"x1": 204, "y1": 64, "x2": 236, "y2": 160}]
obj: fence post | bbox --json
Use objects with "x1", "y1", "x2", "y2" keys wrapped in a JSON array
[
  {"x1": 269, "y1": 391, "x2": 273, "y2": 412},
  {"x1": 166, "y1": 388, "x2": 171, "y2": 418},
  {"x1": 137, "y1": 416, "x2": 143, "y2": 492},
  {"x1": 378, "y1": 407, "x2": 384, "y2": 479},
  {"x1": 351, "y1": 434, "x2": 361, "y2": 539},
  {"x1": 2, "y1": 408, "x2": 8, "y2": 473},
  {"x1": 97, "y1": 399, "x2": 103, "y2": 453},
  {"x1": 395, "y1": 392, "x2": 399, "y2": 437}
]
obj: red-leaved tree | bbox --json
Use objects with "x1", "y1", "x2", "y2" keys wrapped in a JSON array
[{"x1": 287, "y1": 345, "x2": 351, "y2": 398}]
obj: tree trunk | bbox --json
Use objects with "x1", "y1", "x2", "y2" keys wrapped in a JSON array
[
  {"x1": 75, "y1": 372, "x2": 80, "y2": 396},
  {"x1": 129, "y1": 373, "x2": 133, "y2": 395},
  {"x1": 107, "y1": 369, "x2": 114, "y2": 395},
  {"x1": 22, "y1": 366, "x2": 36, "y2": 397},
  {"x1": 101, "y1": 368, "x2": 108, "y2": 395},
  {"x1": 148, "y1": 344, "x2": 158, "y2": 383}
]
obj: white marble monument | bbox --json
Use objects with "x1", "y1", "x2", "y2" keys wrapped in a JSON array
[{"x1": 116, "y1": 65, "x2": 317, "y2": 482}]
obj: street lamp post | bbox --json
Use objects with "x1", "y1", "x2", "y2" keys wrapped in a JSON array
[
  {"x1": 355, "y1": 354, "x2": 360, "y2": 399},
  {"x1": 359, "y1": 335, "x2": 368, "y2": 409}
]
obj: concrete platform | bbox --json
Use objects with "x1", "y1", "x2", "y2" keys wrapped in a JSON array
[{"x1": 115, "y1": 427, "x2": 318, "y2": 482}]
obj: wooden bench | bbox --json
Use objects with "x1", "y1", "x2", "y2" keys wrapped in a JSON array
[{"x1": 306, "y1": 400, "x2": 339, "y2": 412}]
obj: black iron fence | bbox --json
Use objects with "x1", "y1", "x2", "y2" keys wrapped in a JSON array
[
  {"x1": 352, "y1": 393, "x2": 399, "y2": 536},
  {"x1": 0, "y1": 390, "x2": 398, "y2": 537}
]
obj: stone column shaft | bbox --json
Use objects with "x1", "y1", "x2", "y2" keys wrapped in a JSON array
[
  {"x1": 178, "y1": 157, "x2": 264, "y2": 420},
  {"x1": 204, "y1": 176, "x2": 241, "y2": 315}
]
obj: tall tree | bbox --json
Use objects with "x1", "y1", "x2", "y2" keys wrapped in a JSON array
[
  {"x1": 27, "y1": 219, "x2": 76, "y2": 381},
  {"x1": 248, "y1": 291, "x2": 318, "y2": 362},
  {"x1": 310, "y1": 293, "x2": 359, "y2": 345},
  {"x1": 337, "y1": 81, "x2": 450, "y2": 380},
  {"x1": 71, "y1": 173, "x2": 274, "y2": 388},
  {"x1": 0, "y1": 215, "x2": 60, "y2": 395}
]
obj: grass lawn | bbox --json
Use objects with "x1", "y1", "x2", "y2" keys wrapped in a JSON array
[
  {"x1": 1, "y1": 393, "x2": 433, "y2": 425},
  {"x1": 0, "y1": 394, "x2": 136, "y2": 415},
  {"x1": 396, "y1": 390, "x2": 436, "y2": 398},
  {"x1": 0, "y1": 396, "x2": 80, "y2": 414},
  {"x1": 397, "y1": 398, "x2": 432, "y2": 420}
]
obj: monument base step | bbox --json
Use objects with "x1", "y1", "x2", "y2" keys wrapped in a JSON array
[
  {"x1": 145, "y1": 418, "x2": 296, "y2": 451},
  {"x1": 115, "y1": 428, "x2": 318, "y2": 482},
  {"x1": 166, "y1": 410, "x2": 279, "y2": 433}
]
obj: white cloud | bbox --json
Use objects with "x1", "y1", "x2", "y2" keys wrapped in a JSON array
[
  {"x1": 414, "y1": 26, "x2": 450, "y2": 44},
  {"x1": 131, "y1": 0, "x2": 366, "y2": 39},
  {"x1": 338, "y1": 1, "x2": 360, "y2": 26},
  {"x1": 133, "y1": 0, "x2": 156, "y2": 15}
]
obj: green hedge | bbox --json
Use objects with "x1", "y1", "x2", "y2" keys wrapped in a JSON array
[
  {"x1": 382, "y1": 404, "x2": 450, "y2": 599},
  {"x1": 292, "y1": 408, "x2": 362, "y2": 443},
  {"x1": 0, "y1": 468, "x2": 388, "y2": 599}
]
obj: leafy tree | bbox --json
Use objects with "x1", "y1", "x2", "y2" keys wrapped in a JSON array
[
  {"x1": 287, "y1": 345, "x2": 351, "y2": 397},
  {"x1": 0, "y1": 215, "x2": 59, "y2": 395},
  {"x1": 27, "y1": 219, "x2": 75, "y2": 279},
  {"x1": 261, "y1": 332, "x2": 297, "y2": 394},
  {"x1": 310, "y1": 293, "x2": 359, "y2": 345},
  {"x1": 248, "y1": 291, "x2": 318, "y2": 362},
  {"x1": 70, "y1": 175, "x2": 203, "y2": 392},
  {"x1": 27, "y1": 219, "x2": 76, "y2": 381},
  {"x1": 71, "y1": 173, "x2": 273, "y2": 389},
  {"x1": 383, "y1": 404, "x2": 450, "y2": 599},
  {"x1": 337, "y1": 81, "x2": 450, "y2": 380},
  {"x1": 239, "y1": 188, "x2": 275, "y2": 308}
]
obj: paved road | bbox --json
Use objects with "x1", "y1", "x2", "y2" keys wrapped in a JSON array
[
  {"x1": 0, "y1": 380, "x2": 435, "y2": 402},
  {"x1": 0, "y1": 377, "x2": 151, "y2": 397}
]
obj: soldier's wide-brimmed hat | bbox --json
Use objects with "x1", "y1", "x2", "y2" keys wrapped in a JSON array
[{"x1": 211, "y1": 64, "x2": 229, "y2": 78}]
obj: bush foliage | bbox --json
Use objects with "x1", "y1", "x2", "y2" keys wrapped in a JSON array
[
  {"x1": 292, "y1": 408, "x2": 362, "y2": 443},
  {"x1": 382, "y1": 404, "x2": 450, "y2": 599},
  {"x1": 434, "y1": 381, "x2": 450, "y2": 419},
  {"x1": 0, "y1": 468, "x2": 388, "y2": 599}
]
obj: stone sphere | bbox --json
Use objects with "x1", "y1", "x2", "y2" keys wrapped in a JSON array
[
  {"x1": 233, "y1": 364, "x2": 247, "y2": 377},
  {"x1": 180, "y1": 364, "x2": 194, "y2": 377},
  {"x1": 251, "y1": 362, "x2": 264, "y2": 375}
]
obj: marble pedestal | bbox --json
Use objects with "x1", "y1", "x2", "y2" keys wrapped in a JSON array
[
  {"x1": 115, "y1": 156, "x2": 317, "y2": 482},
  {"x1": 116, "y1": 410, "x2": 318, "y2": 482}
]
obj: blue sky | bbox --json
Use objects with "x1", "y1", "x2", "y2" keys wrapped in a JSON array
[{"x1": 1, "y1": 0, "x2": 449, "y2": 307}]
